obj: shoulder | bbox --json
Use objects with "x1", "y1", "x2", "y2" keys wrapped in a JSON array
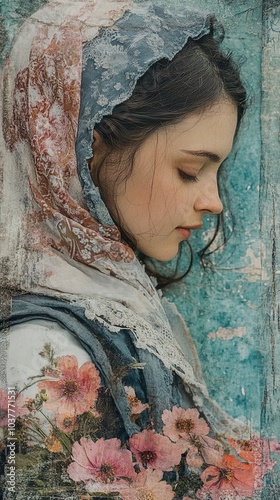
[{"x1": 6, "y1": 319, "x2": 91, "y2": 390}]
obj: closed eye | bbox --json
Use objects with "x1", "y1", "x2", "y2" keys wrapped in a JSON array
[{"x1": 178, "y1": 169, "x2": 198, "y2": 183}]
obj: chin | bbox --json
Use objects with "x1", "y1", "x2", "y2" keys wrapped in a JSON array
[{"x1": 144, "y1": 246, "x2": 179, "y2": 262}]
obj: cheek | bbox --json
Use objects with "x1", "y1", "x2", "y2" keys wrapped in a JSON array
[
  {"x1": 115, "y1": 162, "x2": 194, "y2": 234},
  {"x1": 153, "y1": 175, "x2": 193, "y2": 220},
  {"x1": 147, "y1": 169, "x2": 195, "y2": 222},
  {"x1": 175, "y1": 190, "x2": 194, "y2": 216}
]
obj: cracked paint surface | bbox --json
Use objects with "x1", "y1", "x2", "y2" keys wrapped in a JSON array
[
  {"x1": 208, "y1": 326, "x2": 247, "y2": 341},
  {"x1": 1, "y1": 0, "x2": 280, "y2": 495}
]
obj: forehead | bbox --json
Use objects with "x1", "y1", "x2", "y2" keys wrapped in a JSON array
[{"x1": 163, "y1": 99, "x2": 238, "y2": 161}]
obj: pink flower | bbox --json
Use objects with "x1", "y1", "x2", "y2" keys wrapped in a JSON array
[
  {"x1": 55, "y1": 413, "x2": 78, "y2": 433},
  {"x1": 197, "y1": 436, "x2": 277, "y2": 499},
  {"x1": 129, "y1": 429, "x2": 181, "y2": 471},
  {"x1": 162, "y1": 407, "x2": 209, "y2": 447},
  {"x1": 186, "y1": 444, "x2": 204, "y2": 467},
  {"x1": 228, "y1": 437, "x2": 276, "y2": 490},
  {"x1": 0, "y1": 389, "x2": 29, "y2": 426},
  {"x1": 199, "y1": 435, "x2": 225, "y2": 466},
  {"x1": 124, "y1": 386, "x2": 149, "y2": 416},
  {"x1": 67, "y1": 437, "x2": 136, "y2": 483},
  {"x1": 186, "y1": 435, "x2": 224, "y2": 468},
  {"x1": 38, "y1": 356, "x2": 100, "y2": 416},
  {"x1": 121, "y1": 469, "x2": 175, "y2": 500},
  {"x1": 200, "y1": 453, "x2": 255, "y2": 498}
]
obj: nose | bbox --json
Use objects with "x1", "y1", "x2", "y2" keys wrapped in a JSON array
[{"x1": 194, "y1": 182, "x2": 223, "y2": 215}]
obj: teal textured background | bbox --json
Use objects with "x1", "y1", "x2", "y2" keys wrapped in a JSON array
[{"x1": 1, "y1": 0, "x2": 280, "y2": 495}]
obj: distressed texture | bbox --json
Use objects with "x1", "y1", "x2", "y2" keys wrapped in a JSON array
[
  {"x1": 1, "y1": 0, "x2": 280, "y2": 496},
  {"x1": 260, "y1": 1, "x2": 280, "y2": 496},
  {"x1": 208, "y1": 326, "x2": 247, "y2": 341},
  {"x1": 0, "y1": 0, "x2": 49, "y2": 59}
]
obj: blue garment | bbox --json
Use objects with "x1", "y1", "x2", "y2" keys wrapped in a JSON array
[{"x1": 5, "y1": 293, "x2": 193, "y2": 438}]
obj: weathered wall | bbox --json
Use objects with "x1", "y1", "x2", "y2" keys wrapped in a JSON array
[{"x1": 260, "y1": 1, "x2": 280, "y2": 495}]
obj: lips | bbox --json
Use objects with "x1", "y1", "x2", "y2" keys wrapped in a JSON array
[
  {"x1": 176, "y1": 227, "x2": 191, "y2": 239},
  {"x1": 185, "y1": 224, "x2": 203, "y2": 230},
  {"x1": 176, "y1": 224, "x2": 202, "y2": 239}
]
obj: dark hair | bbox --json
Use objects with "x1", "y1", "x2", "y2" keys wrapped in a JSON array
[{"x1": 90, "y1": 34, "x2": 247, "y2": 287}]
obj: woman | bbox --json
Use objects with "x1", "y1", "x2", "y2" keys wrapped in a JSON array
[{"x1": 0, "y1": 0, "x2": 276, "y2": 498}]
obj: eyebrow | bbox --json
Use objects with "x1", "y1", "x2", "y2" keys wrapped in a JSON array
[{"x1": 180, "y1": 149, "x2": 221, "y2": 163}]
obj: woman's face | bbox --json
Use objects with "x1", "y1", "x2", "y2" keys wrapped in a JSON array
[{"x1": 100, "y1": 98, "x2": 237, "y2": 261}]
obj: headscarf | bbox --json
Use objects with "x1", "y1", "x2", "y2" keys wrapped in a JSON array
[{"x1": 0, "y1": 0, "x2": 249, "y2": 438}]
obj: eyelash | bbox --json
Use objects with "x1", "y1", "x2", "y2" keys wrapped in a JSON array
[{"x1": 178, "y1": 169, "x2": 198, "y2": 183}]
